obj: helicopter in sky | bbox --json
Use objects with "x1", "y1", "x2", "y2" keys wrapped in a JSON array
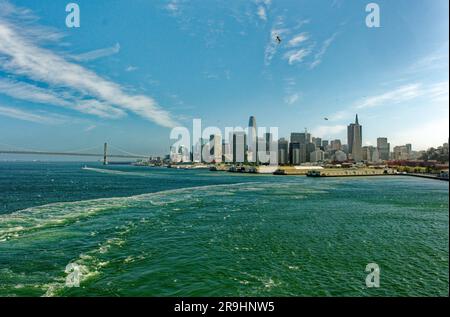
[{"x1": 275, "y1": 35, "x2": 282, "y2": 44}]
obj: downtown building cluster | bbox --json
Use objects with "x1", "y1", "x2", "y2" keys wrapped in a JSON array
[{"x1": 169, "y1": 114, "x2": 435, "y2": 165}]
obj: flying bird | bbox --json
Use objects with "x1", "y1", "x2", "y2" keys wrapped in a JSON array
[
  {"x1": 276, "y1": 35, "x2": 282, "y2": 44},
  {"x1": 324, "y1": 117, "x2": 329, "y2": 121}
]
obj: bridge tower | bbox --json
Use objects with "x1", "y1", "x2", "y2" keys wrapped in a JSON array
[{"x1": 103, "y1": 142, "x2": 108, "y2": 165}]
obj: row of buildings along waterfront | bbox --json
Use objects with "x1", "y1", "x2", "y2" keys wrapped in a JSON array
[{"x1": 169, "y1": 114, "x2": 435, "y2": 165}]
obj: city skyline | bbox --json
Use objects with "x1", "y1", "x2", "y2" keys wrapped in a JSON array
[
  {"x1": 0, "y1": 0, "x2": 449, "y2": 158},
  {"x1": 170, "y1": 113, "x2": 443, "y2": 165}
]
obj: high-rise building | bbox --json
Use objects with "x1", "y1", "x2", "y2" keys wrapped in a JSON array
[
  {"x1": 406, "y1": 144, "x2": 412, "y2": 154},
  {"x1": 362, "y1": 146, "x2": 379, "y2": 162},
  {"x1": 289, "y1": 141, "x2": 300, "y2": 165},
  {"x1": 322, "y1": 140, "x2": 329, "y2": 150},
  {"x1": 377, "y1": 137, "x2": 390, "y2": 161},
  {"x1": 278, "y1": 138, "x2": 289, "y2": 165},
  {"x1": 210, "y1": 134, "x2": 222, "y2": 163},
  {"x1": 305, "y1": 142, "x2": 316, "y2": 162},
  {"x1": 312, "y1": 137, "x2": 322, "y2": 148},
  {"x1": 330, "y1": 139, "x2": 342, "y2": 151},
  {"x1": 290, "y1": 132, "x2": 311, "y2": 164},
  {"x1": 347, "y1": 114, "x2": 363, "y2": 161},
  {"x1": 232, "y1": 131, "x2": 246, "y2": 163},
  {"x1": 393, "y1": 144, "x2": 413, "y2": 160},
  {"x1": 342, "y1": 144, "x2": 349, "y2": 154},
  {"x1": 192, "y1": 140, "x2": 202, "y2": 163},
  {"x1": 291, "y1": 132, "x2": 311, "y2": 145},
  {"x1": 264, "y1": 133, "x2": 273, "y2": 152},
  {"x1": 310, "y1": 149, "x2": 324, "y2": 162},
  {"x1": 223, "y1": 141, "x2": 232, "y2": 162},
  {"x1": 247, "y1": 116, "x2": 258, "y2": 163}
]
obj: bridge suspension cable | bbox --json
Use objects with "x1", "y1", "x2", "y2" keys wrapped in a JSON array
[
  {"x1": 108, "y1": 144, "x2": 149, "y2": 158},
  {"x1": 59, "y1": 145, "x2": 103, "y2": 154}
]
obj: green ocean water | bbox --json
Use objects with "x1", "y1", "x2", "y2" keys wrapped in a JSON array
[{"x1": 0, "y1": 162, "x2": 448, "y2": 296}]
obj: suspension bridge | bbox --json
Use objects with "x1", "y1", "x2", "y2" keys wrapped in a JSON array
[{"x1": 0, "y1": 142, "x2": 152, "y2": 164}]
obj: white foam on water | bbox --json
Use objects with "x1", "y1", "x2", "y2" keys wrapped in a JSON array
[
  {"x1": 43, "y1": 221, "x2": 136, "y2": 297},
  {"x1": 0, "y1": 180, "x2": 329, "y2": 243}
]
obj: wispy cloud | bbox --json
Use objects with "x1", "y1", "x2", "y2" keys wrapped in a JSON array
[
  {"x1": 0, "y1": 78, "x2": 126, "y2": 119},
  {"x1": 287, "y1": 32, "x2": 309, "y2": 47},
  {"x1": 0, "y1": 2, "x2": 177, "y2": 128},
  {"x1": 284, "y1": 93, "x2": 300, "y2": 105},
  {"x1": 329, "y1": 80, "x2": 448, "y2": 127},
  {"x1": 0, "y1": 104, "x2": 65, "y2": 124},
  {"x1": 264, "y1": 17, "x2": 316, "y2": 67},
  {"x1": 407, "y1": 48, "x2": 449, "y2": 74},
  {"x1": 165, "y1": 0, "x2": 181, "y2": 16},
  {"x1": 283, "y1": 77, "x2": 301, "y2": 105},
  {"x1": 284, "y1": 48, "x2": 311, "y2": 65},
  {"x1": 71, "y1": 43, "x2": 120, "y2": 62},
  {"x1": 255, "y1": 0, "x2": 271, "y2": 21},
  {"x1": 256, "y1": 6, "x2": 267, "y2": 21},
  {"x1": 84, "y1": 124, "x2": 97, "y2": 132},
  {"x1": 355, "y1": 83, "x2": 423, "y2": 109},
  {"x1": 310, "y1": 33, "x2": 338, "y2": 69},
  {"x1": 264, "y1": 16, "x2": 288, "y2": 66},
  {"x1": 427, "y1": 81, "x2": 449, "y2": 103},
  {"x1": 125, "y1": 65, "x2": 138, "y2": 72}
]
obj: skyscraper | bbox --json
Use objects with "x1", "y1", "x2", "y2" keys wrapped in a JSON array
[
  {"x1": 330, "y1": 139, "x2": 342, "y2": 151},
  {"x1": 290, "y1": 143, "x2": 301, "y2": 165},
  {"x1": 210, "y1": 134, "x2": 222, "y2": 163},
  {"x1": 347, "y1": 114, "x2": 363, "y2": 162},
  {"x1": 232, "y1": 131, "x2": 246, "y2": 163},
  {"x1": 377, "y1": 137, "x2": 390, "y2": 161},
  {"x1": 291, "y1": 132, "x2": 311, "y2": 145},
  {"x1": 278, "y1": 138, "x2": 289, "y2": 165},
  {"x1": 305, "y1": 142, "x2": 316, "y2": 162},
  {"x1": 312, "y1": 137, "x2": 322, "y2": 148},
  {"x1": 247, "y1": 116, "x2": 257, "y2": 163}
]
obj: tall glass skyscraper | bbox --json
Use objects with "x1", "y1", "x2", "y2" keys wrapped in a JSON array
[{"x1": 247, "y1": 116, "x2": 257, "y2": 163}]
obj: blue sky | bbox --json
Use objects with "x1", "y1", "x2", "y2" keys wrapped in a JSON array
[{"x1": 0, "y1": 0, "x2": 448, "y2": 158}]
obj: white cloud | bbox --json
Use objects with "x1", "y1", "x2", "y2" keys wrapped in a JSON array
[
  {"x1": 84, "y1": 124, "x2": 97, "y2": 132},
  {"x1": 0, "y1": 78, "x2": 126, "y2": 119},
  {"x1": 257, "y1": 6, "x2": 267, "y2": 21},
  {"x1": 165, "y1": 1, "x2": 180, "y2": 15},
  {"x1": 427, "y1": 81, "x2": 449, "y2": 103},
  {"x1": 71, "y1": 43, "x2": 120, "y2": 62},
  {"x1": 284, "y1": 48, "x2": 311, "y2": 65},
  {"x1": 0, "y1": 4, "x2": 177, "y2": 128},
  {"x1": 284, "y1": 93, "x2": 300, "y2": 105},
  {"x1": 355, "y1": 83, "x2": 423, "y2": 109},
  {"x1": 0, "y1": 104, "x2": 65, "y2": 124},
  {"x1": 255, "y1": 0, "x2": 271, "y2": 21},
  {"x1": 287, "y1": 32, "x2": 309, "y2": 47},
  {"x1": 310, "y1": 33, "x2": 338, "y2": 69},
  {"x1": 265, "y1": 18, "x2": 313, "y2": 66},
  {"x1": 264, "y1": 16, "x2": 288, "y2": 65},
  {"x1": 125, "y1": 65, "x2": 138, "y2": 72},
  {"x1": 408, "y1": 49, "x2": 449, "y2": 74}
]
